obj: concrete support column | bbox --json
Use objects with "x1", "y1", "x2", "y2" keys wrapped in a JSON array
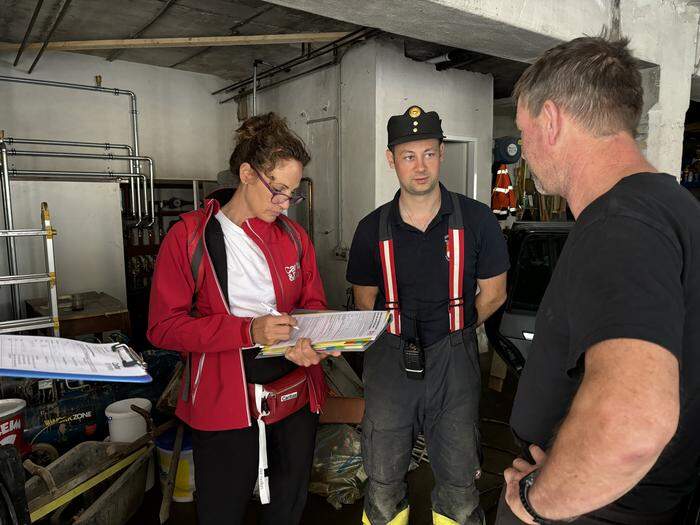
[{"x1": 622, "y1": 1, "x2": 699, "y2": 178}]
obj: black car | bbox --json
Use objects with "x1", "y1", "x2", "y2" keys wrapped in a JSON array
[{"x1": 485, "y1": 221, "x2": 573, "y2": 374}]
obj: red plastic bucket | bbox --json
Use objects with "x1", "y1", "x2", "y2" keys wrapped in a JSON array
[{"x1": 0, "y1": 399, "x2": 29, "y2": 455}]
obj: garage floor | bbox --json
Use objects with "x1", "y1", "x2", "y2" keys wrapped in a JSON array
[{"x1": 129, "y1": 351, "x2": 519, "y2": 525}]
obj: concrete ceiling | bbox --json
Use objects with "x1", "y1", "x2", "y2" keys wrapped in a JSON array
[
  {"x1": 1, "y1": 0, "x2": 358, "y2": 82},
  {"x1": 1, "y1": 0, "x2": 527, "y2": 97}
]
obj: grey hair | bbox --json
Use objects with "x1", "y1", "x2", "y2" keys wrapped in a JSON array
[{"x1": 513, "y1": 36, "x2": 643, "y2": 136}]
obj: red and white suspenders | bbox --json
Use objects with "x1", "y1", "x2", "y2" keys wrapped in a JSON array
[{"x1": 378, "y1": 191, "x2": 466, "y2": 336}]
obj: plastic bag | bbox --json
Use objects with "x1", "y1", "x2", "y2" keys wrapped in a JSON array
[{"x1": 309, "y1": 424, "x2": 366, "y2": 509}]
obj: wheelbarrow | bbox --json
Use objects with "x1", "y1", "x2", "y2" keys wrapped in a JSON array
[{"x1": 23, "y1": 405, "x2": 177, "y2": 523}]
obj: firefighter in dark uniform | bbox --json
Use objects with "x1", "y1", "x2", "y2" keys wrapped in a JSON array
[{"x1": 347, "y1": 106, "x2": 510, "y2": 525}]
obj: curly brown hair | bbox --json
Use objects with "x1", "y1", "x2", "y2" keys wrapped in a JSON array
[{"x1": 229, "y1": 112, "x2": 310, "y2": 181}]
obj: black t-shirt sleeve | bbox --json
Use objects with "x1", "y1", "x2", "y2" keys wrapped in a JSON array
[
  {"x1": 476, "y1": 208, "x2": 510, "y2": 279},
  {"x1": 346, "y1": 218, "x2": 379, "y2": 286},
  {"x1": 566, "y1": 215, "x2": 684, "y2": 368}
]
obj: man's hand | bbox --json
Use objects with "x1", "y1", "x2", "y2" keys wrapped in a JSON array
[
  {"x1": 504, "y1": 445, "x2": 548, "y2": 524},
  {"x1": 251, "y1": 314, "x2": 296, "y2": 345},
  {"x1": 284, "y1": 338, "x2": 341, "y2": 367}
]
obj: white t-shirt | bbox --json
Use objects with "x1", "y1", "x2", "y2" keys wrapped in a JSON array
[{"x1": 215, "y1": 211, "x2": 276, "y2": 317}]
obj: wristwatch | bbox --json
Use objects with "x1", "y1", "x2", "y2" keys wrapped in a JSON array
[{"x1": 519, "y1": 471, "x2": 550, "y2": 524}]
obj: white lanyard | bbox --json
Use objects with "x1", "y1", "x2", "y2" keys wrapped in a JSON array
[{"x1": 254, "y1": 384, "x2": 271, "y2": 504}]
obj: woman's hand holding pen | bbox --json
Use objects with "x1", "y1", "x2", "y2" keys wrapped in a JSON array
[
  {"x1": 251, "y1": 314, "x2": 297, "y2": 346},
  {"x1": 251, "y1": 310, "x2": 342, "y2": 366}
]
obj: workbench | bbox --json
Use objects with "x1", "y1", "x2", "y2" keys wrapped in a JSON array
[{"x1": 26, "y1": 291, "x2": 131, "y2": 339}]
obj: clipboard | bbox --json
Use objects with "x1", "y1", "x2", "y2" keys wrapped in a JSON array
[{"x1": 0, "y1": 335, "x2": 152, "y2": 383}]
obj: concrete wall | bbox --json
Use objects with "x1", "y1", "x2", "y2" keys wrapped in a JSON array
[
  {"x1": 0, "y1": 51, "x2": 235, "y2": 318},
  {"x1": 9, "y1": 181, "x2": 125, "y2": 317},
  {"x1": 253, "y1": 62, "x2": 349, "y2": 308},
  {"x1": 0, "y1": 51, "x2": 235, "y2": 180},
  {"x1": 373, "y1": 39, "x2": 494, "y2": 205},
  {"x1": 250, "y1": 44, "x2": 379, "y2": 308},
  {"x1": 249, "y1": 39, "x2": 493, "y2": 307}
]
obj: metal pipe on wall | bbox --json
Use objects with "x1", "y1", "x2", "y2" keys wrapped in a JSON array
[
  {"x1": 0, "y1": 75, "x2": 142, "y2": 211},
  {"x1": 7, "y1": 150, "x2": 155, "y2": 225},
  {"x1": 307, "y1": 115, "x2": 343, "y2": 254},
  {"x1": 212, "y1": 28, "x2": 376, "y2": 96},
  {"x1": 7, "y1": 138, "x2": 138, "y2": 217},
  {"x1": 27, "y1": 0, "x2": 73, "y2": 74},
  {"x1": 128, "y1": 92, "x2": 142, "y2": 213},
  {"x1": 301, "y1": 177, "x2": 314, "y2": 243},
  {"x1": 0, "y1": 141, "x2": 21, "y2": 318},
  {"x1": 225, "y1": 59, "x2": 337, "y2": 105},
  {"x1": 11, "y1": 170, "x2": 146, "y2": 225},
  {"x1": 192, "y1": 180, "x2": 199, "y2": 211},
  {"x1": 14, "y1": 0, "x2": 45, "y2": 66},
  {"x1": 252, "y1": 61, "x2": 258, "y2": 116}
]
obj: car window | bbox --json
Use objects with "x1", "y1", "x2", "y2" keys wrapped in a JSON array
[
  {"x1": 509, "y1": 233, "x2": 554, "y2": 312},
  {"x1": 551, "y1": 233, "x2": 568, "y2": 266}
]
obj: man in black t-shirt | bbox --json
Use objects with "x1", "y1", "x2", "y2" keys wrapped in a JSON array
[
  {"x1": 496, "y1": 38, "x2": 700, "y2": 525},
  {"x1": 347, "y1": 106, "x2": 509, "y2": 525}
]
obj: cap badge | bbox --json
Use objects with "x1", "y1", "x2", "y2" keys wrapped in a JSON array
[{"x1": 408, "y1": 106, "x2": 421, "y2": 118}]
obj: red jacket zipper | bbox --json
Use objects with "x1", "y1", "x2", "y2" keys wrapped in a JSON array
[{"x1": 246, "y1": 219, "x2": 287, "y2": 308}]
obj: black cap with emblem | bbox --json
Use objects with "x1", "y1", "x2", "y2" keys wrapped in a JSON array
[{"x1": 387, "y1": 105, "x2": 444, "y2": 148}]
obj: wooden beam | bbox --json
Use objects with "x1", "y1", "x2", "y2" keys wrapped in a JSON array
[{"x1": 0, "y1": 32, "x2": 350, "y2": 52}]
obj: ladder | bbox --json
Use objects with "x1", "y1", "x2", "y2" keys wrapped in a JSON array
[{"x1": 0, "y1": 203, "x2": 60, "y2": 336}]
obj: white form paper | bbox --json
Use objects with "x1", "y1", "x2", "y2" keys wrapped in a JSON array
[
  {"x1": 263, "y1": 310, "x2": 390, "y2": 350},
  {"x1": 0, "y1": 335, "x2": 149, "y2": 381}
]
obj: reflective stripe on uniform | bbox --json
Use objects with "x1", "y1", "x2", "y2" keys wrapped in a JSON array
[
  {"x1": 432, "y1": 510, "x2": 460, "y2": 525},
  {"x1": 362, "y1": 507, "x2": 410, "y2": 525}
]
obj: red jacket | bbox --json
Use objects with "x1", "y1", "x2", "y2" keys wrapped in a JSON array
[
  {"x1": 492, "y1": 164, "x2": 517, "y2": 220},
  {"x1": 147, "y1": 199, "x2": 328, "y2": 431}
]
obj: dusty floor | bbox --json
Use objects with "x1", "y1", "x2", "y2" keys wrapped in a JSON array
[{"x1": 130, "y1": 351, "x2": 520, "y2": 525}]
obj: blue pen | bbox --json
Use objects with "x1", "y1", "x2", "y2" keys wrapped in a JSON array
[{"x1": 261, "y1": 303, "x2": 300, "y2": 330}]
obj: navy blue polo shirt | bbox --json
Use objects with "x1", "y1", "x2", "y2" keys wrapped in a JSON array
[{"x1": 347, "y1": 184, "x2": 509, "y2": 346}]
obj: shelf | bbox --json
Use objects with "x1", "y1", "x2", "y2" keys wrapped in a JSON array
[{"x1": 125, "y1": 245, "x2": 160, "y2": 257}]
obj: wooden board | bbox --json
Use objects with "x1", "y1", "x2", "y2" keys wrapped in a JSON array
[{"x1": 0, "y1": 32, "x2": 350, "y2": 52}]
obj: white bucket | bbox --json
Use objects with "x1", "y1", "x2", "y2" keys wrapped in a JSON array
[{"x1": 105, "y1": 398, "x2": 152, "y2": 443}]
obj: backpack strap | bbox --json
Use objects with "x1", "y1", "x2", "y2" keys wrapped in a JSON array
[
  {"x1": 378, "y1": 202, "x2": 401, "y2": 335},
  {"x1": 182, "y1": 208, "x2": 210, "y2": 402},
  {"x1": 276, "y1": 215, "x2": 303, "y2": 267}
]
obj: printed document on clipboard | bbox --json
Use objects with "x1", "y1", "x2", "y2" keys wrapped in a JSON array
[
  {"x1": 0, "y1": 334, "x2": 152, "y2": 383},
  {"x1": 256, "y1": 310, "x2": 390, "y2": 358}
]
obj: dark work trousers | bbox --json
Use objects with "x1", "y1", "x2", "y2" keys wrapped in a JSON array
[
  {"x1": 362, "y1": 328, "x2": 484, "y2": 525},
  {"x1": 494, "y1": 487, "x2": 684, "y2": 525},
  {"x1": 191, "y1": 406, "x2": 319, "y2": 525}
]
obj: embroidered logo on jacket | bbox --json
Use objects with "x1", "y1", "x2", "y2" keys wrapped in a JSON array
[{"x1": 285, "y1": 263, "x2": 300, "y2": 282}]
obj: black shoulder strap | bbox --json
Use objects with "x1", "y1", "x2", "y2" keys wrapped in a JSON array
[
  {"x1": 378, "y1": 201, "x2": 393, "y2": 242},
  {"x1": 448, "y1": 191, "x2": 464, "y2": 230}
]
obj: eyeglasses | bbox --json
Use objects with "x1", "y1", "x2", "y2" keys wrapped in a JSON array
[{"x1": 254, "y1": 170, "x2": 305, "y2": 206}]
